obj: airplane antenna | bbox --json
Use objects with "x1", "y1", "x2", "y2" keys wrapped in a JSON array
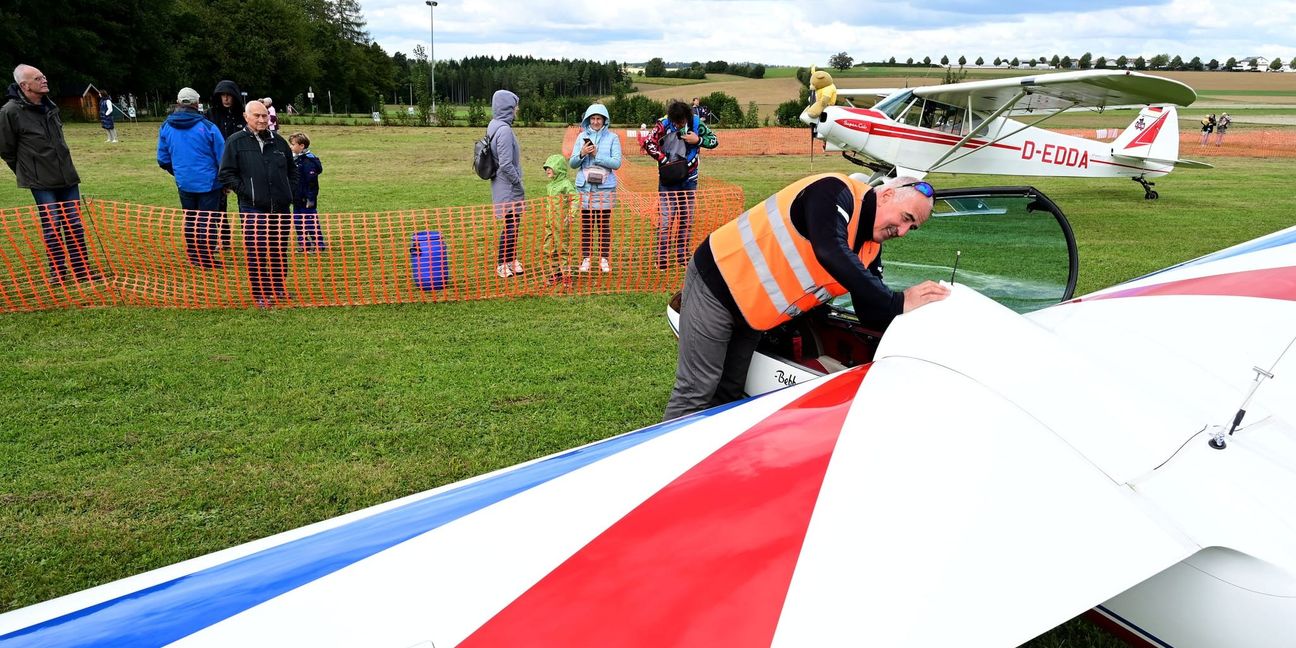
[
  {"x1": 1210, "y1": 334, "x2": 1296, "y2": 450},
  {"x1": 949, "y1": 250, "x2": 961, "y2": 284}
]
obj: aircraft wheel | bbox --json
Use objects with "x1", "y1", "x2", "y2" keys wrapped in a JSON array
[{"x1": 1145, "y1": 191, "x2": 1159, "y2": 200}]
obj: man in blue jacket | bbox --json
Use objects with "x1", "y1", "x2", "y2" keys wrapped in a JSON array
[{"x1": 157, "y1": 87, "x2": 226, "y2": 269}]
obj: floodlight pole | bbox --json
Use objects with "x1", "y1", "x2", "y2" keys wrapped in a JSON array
[{"x1": 426, "y1": 0, "x2": 438, "y2": 123}]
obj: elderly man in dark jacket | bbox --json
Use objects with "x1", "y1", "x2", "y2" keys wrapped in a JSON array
[
  {"x1": 218, "y1": 100, "x2": 297, "y2": 308},
  {"x1": 0, "y1": 64, "x2": 101, "y2": 284}
]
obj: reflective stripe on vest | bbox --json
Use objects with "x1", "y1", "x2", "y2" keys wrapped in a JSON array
[{"x1": 711, "y1": 173, "x2": 880, "y2": 330}]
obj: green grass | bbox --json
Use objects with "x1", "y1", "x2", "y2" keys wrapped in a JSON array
[
  {"x1": 632, "y1": 75, "x2": 712, "y2": 87},
  {"x1": 3, "y1": 124, "x2": 1294, "y2": 646}
]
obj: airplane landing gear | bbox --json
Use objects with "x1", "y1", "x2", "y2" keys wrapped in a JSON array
[{"x1": 1134, "y1": 176, "x2": 1159, "y2": 200}]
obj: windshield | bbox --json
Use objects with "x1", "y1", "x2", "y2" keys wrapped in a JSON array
[
  {"x1": 875, "y1": 90, "x2": 915, "y2": 120},
  {"x1": 833, "y1": 189, "x2": 1077, "y2": 316}
]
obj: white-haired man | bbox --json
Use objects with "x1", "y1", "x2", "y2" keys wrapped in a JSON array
[
  {"x1": 218, "y1": 100, "x2": 297, "y2": 308},
  {"x1": 663, "y1": 175, "x2": 950, "y2": 420},
  {"x1": 0, "y1": 64, "x2": 100, "y2": 283}
]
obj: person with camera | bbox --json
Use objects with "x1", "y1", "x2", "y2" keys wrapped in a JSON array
[
  {"x1": 568, "y1": 103, "x2": 622, "y2": 273},
  {"x1": 643, "y1": 100, "x2": 718, "y2": 269}
]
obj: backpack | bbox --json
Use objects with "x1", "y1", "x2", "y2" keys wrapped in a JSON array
[{"x1": 473, "y1": 132, "x2": 498, "y2": 180}]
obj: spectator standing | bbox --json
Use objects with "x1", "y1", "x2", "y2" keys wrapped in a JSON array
[
  {"x1": 1200, "y1": 113, "x2": 1215, "y2": 145},
  {"x1": 157, "y1": 87, "x2": 226, "y2": 268},
  {"x1": 542, "y1": 153, "x2": 578, "y2": 286},
  {"x1": 691, "y1": 97, "x2": 711, "y2": 124},
  {"x1": 263, "y1": 97, "x2": 278, "y2": 131},
  {"x1": 487, "y1": 89, "x2": 525, "y2": 278},
  {"x1": 98, "y1": 91, "x2": 118, "y2": 142},
  {"x1": 1214, "y1": 112, "x2": 1231, "y2": 146},
  {"x1": 288, "y1": 132, "x2": 325, "y2": 251},
  {"x1": 218, "y1": 100, "x2": 298, "y2": 308},
  {"x1": 207, "y1": 80, "x2": 245, "y2": 250},
  {"x1": 643, "y1": 100, "x2": 718, "y2": 268},
  {"x1": 0, "y1": 64, "x2": 101, "y2": 284},
  {"x1": 568, "y1": 103, "x2": 622, "y2": 273}
]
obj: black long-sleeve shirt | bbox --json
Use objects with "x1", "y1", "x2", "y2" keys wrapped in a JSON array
[{"x1": 694, "y1": 177, "x2": 903, "y2": 328}]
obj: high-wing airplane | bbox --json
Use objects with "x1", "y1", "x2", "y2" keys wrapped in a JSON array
[
  {"x1": 803, "y1": 69, "x2": 1213, "y2": 199},
  {"x1": 3, "y1": 188, "x2": 1295, "y2": 647}
]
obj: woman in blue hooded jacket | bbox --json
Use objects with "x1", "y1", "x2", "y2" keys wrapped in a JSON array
[{"x1": 568, "y1": 103, "x2": 622, "y2": 273}]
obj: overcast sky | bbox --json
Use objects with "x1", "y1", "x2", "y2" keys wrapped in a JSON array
[{"x1": 358, "y1": 0, "x2": 1296, "y2": 66}]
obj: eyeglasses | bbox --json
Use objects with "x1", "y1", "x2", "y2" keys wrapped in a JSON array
[{"x1": 896, "y1": 180, "x2": 934, "y2": 198}]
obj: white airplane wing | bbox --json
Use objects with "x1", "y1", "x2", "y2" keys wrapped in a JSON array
[{"x1": 913, "y1": 69, "x2": 1198, "y2": 113}]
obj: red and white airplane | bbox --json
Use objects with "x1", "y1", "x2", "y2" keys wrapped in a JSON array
[
  {"x1": 3, "y1": 188, "x2": 1295, "y2": 647},
  {"x1": 805, "y1": 69, "x2": 1212, "y2": 199}
]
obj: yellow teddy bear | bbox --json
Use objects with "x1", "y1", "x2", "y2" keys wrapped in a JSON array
[{"x1": 799, "y1": 66, "x2": 839, "y2": 123}]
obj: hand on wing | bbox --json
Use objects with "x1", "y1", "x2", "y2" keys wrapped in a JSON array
[{"x1": 902, "y1": 280, "x2": 951, "y2": 313}]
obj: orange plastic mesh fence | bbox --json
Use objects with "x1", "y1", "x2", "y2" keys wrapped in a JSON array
[
  {"x1": 568, "y1": 125, "x2": 1296, "y2": 160},
  {"x1": 0, "y1": 168, "x2": 744, "y2": 313},
  {"x1": 566, "y1": 126, "x2": 816, "y2": 157}
]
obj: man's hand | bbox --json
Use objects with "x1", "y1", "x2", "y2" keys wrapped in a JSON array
[
  {"x1": 681, "y1": 132, "x2": 700, "y2": 145},
  {"x1": 902, "y1": 280, "x2": 951, "y2": 313}
]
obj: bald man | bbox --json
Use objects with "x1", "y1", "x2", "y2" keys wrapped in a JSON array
[
  {"x1": 0, "y1": 64, "x2": 100, "y2": 284},
  {"x1": 218, "y1": 100, "x2": 297, "y2": 308}
]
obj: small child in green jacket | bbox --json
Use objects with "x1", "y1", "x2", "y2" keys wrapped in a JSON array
[{"x1": 542, "y1": 154, "x2": 579, "y2": 286}]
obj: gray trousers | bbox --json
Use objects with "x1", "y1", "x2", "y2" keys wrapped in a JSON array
[{"x1": 663, "y1": 259, "x2": 763, "y2": 421}]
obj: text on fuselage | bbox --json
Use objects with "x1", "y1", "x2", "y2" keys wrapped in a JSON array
[{"x1": 1020, "y1": 141, "x2": 1089, "y2": 168}]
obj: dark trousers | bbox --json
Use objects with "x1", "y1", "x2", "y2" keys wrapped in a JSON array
[
  {"x1": 241, "y1": 204, "x2": 291, "y2": 301},
  {"x1": 293, "y1": 203, "x2": 326, "y2": 251},
  {"x1": 31, "y1": 186, "x2": 94, "y2": 281},
  {"x1": 581, "y1": 208, "x2": 612, "y2": 259},
  {"x1": 179, "y1": 189, "x2": 225, "y2": 268},
  {"x1": 657, "y1": 178, "x2": 697, "y2": 268},
  {"x1": 216, "y1": 193, "x2": 232, "y2": 250},
  {"x1": 663, "y1": 259, "x2": 762, "y2": 421},
  {"x1": 497, "y1": 207, "x2": 520, "y2": 265}
]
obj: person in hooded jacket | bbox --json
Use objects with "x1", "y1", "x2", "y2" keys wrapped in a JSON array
[
  {"x1": 487, "y1": 90, "x2": 525, "y2": 278},
  {"x1": 568, "y1": 103, "x2": 622, "y2": 273},
  {"x1": 1, "y1": 64, "x2": 101, "y2": 284},
  {"x1": 206, "y1": 79, "x2": 245, "y2": 251},
  {"x1": 542, "y1": 153, "x2": 578, "y2": 286},
  {"x1": 157, "y1": 87, "x2": 226, "y2": 268}
]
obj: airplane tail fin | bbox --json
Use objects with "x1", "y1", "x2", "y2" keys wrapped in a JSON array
[{"x1": 1110, "y1": 105, "x2": 1180, "y2": 162}]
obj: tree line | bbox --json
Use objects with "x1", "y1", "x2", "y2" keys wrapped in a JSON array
[
  {"x1": 641, "y1": 58, "x2": 766, "y2": 79},
  {"x1": 828, "y1": 51, "x2": 1295, "y2": 72}
]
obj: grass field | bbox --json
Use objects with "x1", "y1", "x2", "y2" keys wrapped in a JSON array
[{"x1": 3, "y1": 121, "x2": 1296, "y2": 645}]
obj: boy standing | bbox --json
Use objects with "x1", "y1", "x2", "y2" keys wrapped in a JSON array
[
  {"x1": 289, "y1": 132, "x2": 325, "y2": 252},
  {"x1": 542, "y1": 154, "x2": 578, "y2": 286}
]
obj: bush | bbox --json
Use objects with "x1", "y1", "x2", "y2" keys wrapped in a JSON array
[
  {"x1": 607, "y1": 94, "x2": 665, "y2": 126},
  {"x1": 743, "y1": 101, "x2": 760, "y2": 128},
  {"x1": 467, "y1": 98, "x2": 488, "y2": 128},
  {"x1": 434, "y1": 101, "x2": 456, "y2": 126},
  {"x1": 700, "y1": 91, "x2": 742, "y2": 126},
  {"x1": 775, "y1": 99, "x2": 805, "y2": 126}
]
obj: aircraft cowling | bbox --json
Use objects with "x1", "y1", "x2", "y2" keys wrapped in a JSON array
[{"x1": 816, "y1": 109, "x2": 871, "y2": 154}]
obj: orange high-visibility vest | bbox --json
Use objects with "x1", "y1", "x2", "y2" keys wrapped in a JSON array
[{"x1": 710, "y1": 173, "x2": 880, "y2": 331}]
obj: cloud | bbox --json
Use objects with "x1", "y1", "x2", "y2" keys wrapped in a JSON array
[{"x1": 357, "y1": 0, "x2": 1296, "y2": 66}]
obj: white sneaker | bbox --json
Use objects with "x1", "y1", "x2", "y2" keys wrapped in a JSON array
[
  {"x1": 599, "y1": 257, "x2": 611, "y2": 273},
  {"x1": 511, "y1": 260, "x2": 524, "y2": 275},
  {"x1": 496, "y1": 263, "x2": 513, "y2": 278},
  {"x1": 578, "y1": 258, "x2": 592, "y2": 272}
]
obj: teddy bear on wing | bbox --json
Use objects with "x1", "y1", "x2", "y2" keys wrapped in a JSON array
[{"x1": 800, "y1": 66, "x2": 839, "y2": 123}]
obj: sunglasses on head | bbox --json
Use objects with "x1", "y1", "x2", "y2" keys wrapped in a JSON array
[{"x1": 895, "y1": 180, "x2": 934, "y2": 198}]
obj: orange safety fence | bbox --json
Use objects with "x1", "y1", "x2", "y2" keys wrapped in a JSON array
[
  {"x1": 566, "y1": 126, "x2": 818, "y2": 157},
  {"x1": 0, "y1": 164, "x2": 745, "y2": 313},
  {"x1": 567, "y1": 125, "x2": 1296, "y2": 159}
]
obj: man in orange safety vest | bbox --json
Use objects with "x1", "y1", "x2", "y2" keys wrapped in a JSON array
[{"x1": 663, "y1": 174, "x2": 950, "y2": 420}]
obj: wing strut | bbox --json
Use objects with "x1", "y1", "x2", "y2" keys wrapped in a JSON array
[{"x1": 928, "y1": 95, "x2": 1079, "y2": 172}]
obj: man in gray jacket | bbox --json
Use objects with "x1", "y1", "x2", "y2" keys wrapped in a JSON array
[
  {"x1": 0, "y1": 64, "x2": 100, "y2": 284},
  {"x1": 487, "y1": 89, "x2": 524, "y2": 278}
]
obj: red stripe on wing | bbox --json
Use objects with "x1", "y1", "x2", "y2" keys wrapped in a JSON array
[
  {"x1": 460, "y1": 367, "x2": 870, "y2": 647},
  {"x1": 1080, "y1": 266, "x2": 1296, "y2": 302}
]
